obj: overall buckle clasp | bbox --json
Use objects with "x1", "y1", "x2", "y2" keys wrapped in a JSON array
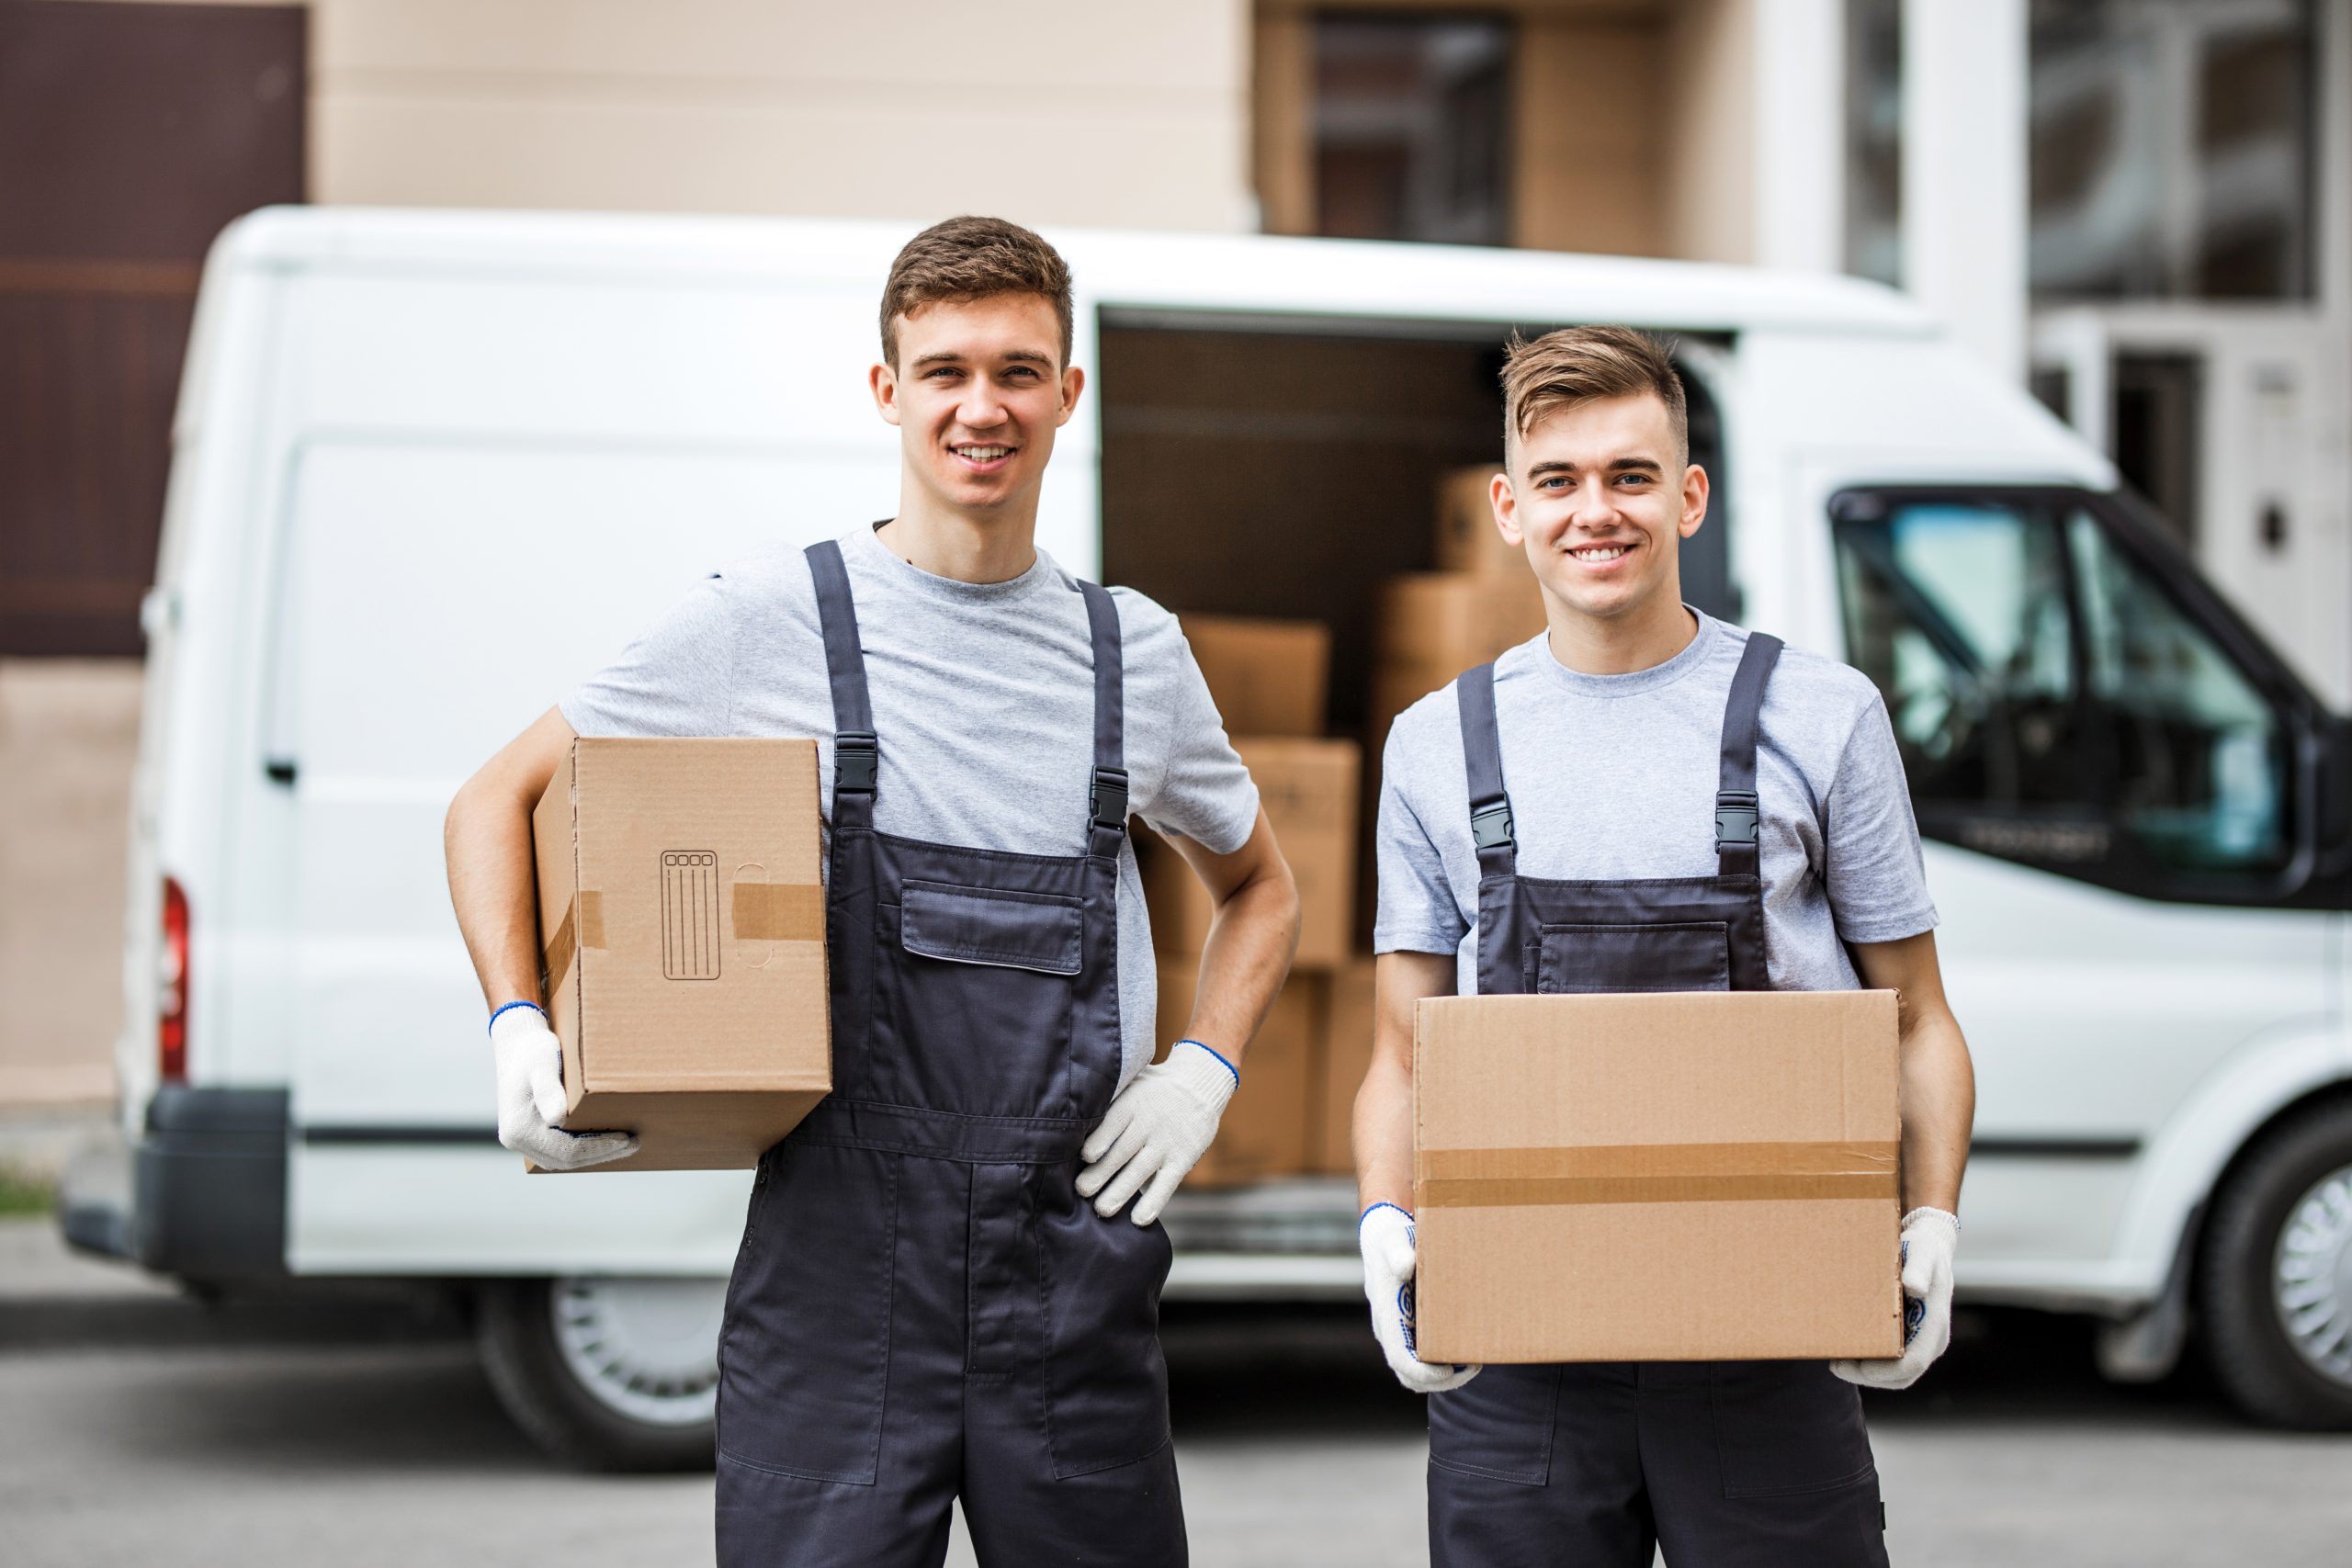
[
  {"x1": 1471, "y1": 801, "x2": 1515, "y2": 852},
  {"x1": 1714, "y1": 789, "x2": 1760, "y2": 850},
  {"x1": 1091, "y1": 766, "x2": 1130, "y2": 833},
  {"x1": 834, "y1": 731, "x2": 878, "y2": 794}
]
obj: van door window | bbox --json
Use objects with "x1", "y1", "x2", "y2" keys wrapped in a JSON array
[
  {"x1": 2066, "y1": 511, "x2": 2290, "y2": 874},
  {"x1": 1833, "y1": 486, "x2": 2307, "y2": 903},
  {"x1": 1834, "y1": 497, "x2": 2090, "y2": 815}
]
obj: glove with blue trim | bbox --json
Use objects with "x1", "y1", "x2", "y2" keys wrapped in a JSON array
[
  {"x1": 1360, "y1": 1202, "x2": 1480, "y2": 1393},
  {"x1": 491, "y1": 1004, "x2": 639, "y2": 1172},
  {"x1": 1079, "y1": 1039, "x2": 1238, "y2": 1226},
  {"x1": 1832, "y1": 1206, "x2": 1961, "y2": 1390}
]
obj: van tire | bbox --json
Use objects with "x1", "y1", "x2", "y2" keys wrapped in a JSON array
[
  {"x1": 2198, "y1": 1100, "x2": 2352, "y2": 1430},
  {"x1": 475, "y1": 1278, "x2": 717, "y2": 1472}
]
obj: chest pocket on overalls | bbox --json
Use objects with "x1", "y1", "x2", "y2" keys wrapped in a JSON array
[
  {"x1": 1531, "y1": 919, "x2": 1732, "y2": 994},
  {"x1": 876, "y1": 880, "x2": 1082, "y2": 1114}
]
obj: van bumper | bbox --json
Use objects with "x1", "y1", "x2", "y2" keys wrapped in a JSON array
[{"x1": 60, "y1": 1086, "x2": 289, "y2": 1280}]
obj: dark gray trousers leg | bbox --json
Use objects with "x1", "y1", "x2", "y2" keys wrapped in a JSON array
[
  {"x1": 1430, "y1": 1364, "x2": 1657, "y2": 1568},
  {"x1": 1644, "y1": 1361, "x2": 1888, "y2": 1568}
]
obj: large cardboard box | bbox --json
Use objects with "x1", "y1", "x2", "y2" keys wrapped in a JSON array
[
  {"x1": 1433, "y1": 465, "x2": 1522, "y2": 579},
  {"x1": 1413, "y1": 990, "x2": 1904, "y2": 1363},
  {"x1": 1182, "y1": 615, "x2": 1331, "y2": 737},
  {"x1": 1157, "y1": 960, "x2": 1322, "y2": 1186},
  {"x1": 1140, "y1": 739, "x2": 1360, "y2": 968},
  {"x1": 1309, "y1": 957, "x2": 1377, "y2": 1173},
  {"x1": 530, "y1": 738, "x2": 831, "y2": 1171}
]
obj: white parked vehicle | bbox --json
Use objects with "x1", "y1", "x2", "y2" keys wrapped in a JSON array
[{"x1": 63, "y1": 208, "x2": 2352, "y2": 1465}]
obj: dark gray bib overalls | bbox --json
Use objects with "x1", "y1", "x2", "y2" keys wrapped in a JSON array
[
  {"x1": 714, "y1": 540, "x2": 1184, "y2": 1568},
  {"x1": 1427, "y1": 631, "x2": 1891, "y2": 1568}
]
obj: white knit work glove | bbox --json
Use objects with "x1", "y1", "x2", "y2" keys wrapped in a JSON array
[
  {"x1": 1360, "y1": 1202, "x2": 1479, "y2": 1394},
  {"x1": 1833, "y1": 1207, "x2": 1960, "y2": 1390},
  {"x1": 491, "y1": 1006, "x2": 639, "y2": 1171},
  {"x1": 1077, "y1": 1040, "x2": 1237, "y2": 1226}
]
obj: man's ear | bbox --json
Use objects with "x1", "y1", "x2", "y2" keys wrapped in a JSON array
[
  {"x1": 1055, "y1": 364, "x2": 1087, "y2": 427},
  {"x1": 1492, "y1": 470, "x2": 1522, "y2": 547},
  {"x1": 869, "y1": 360, "x2": 902, "y2": 427},
  {"x1": 1679, "y1": 463, "x2": 1709, "y2": 538}
]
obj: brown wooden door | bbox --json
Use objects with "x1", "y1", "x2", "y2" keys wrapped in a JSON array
[{"x1": 0, "y1": 0, "x2": 304, "y2": 657}]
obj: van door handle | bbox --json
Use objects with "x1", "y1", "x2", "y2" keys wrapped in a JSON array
[{"x1": 265, "y1": 759, "x2": 298, "y2": 787}]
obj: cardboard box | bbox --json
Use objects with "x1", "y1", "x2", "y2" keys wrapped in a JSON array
[
  {"x1": 1159, "y1": 960, "x2": 1322, "y2": 1187},
  {"x1": 1376, "y1": 572, "x2": 1549, "y2": 671},
  {"x1": 1140, "y1": 738, "x2": 1360, "y2": 968},
  {"x1": 1433, "y1": 465, "x2": 1522, "y2": 578},
  {"x1": 1182, "y1": 614, "x2": 1331, "y2": 737},
  {"x1": 1309, "y1": 957, "x2": 1377, "y2": 1173},
  {"x1": 531, "y1": 738, "x2": 831, "y2": 1171},
  {"x1": 1413, "y1": 990, "x2": 1904, "y2": 1363}
]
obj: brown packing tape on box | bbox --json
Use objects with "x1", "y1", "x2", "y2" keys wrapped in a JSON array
[
  {"x1": 1417, "y1": 1140, "x2": 1901, "y2": 1208},
  {"x1": 732, "y1": 882, "x2": 826, "y2": 942},
  {"x1": 545, "y1": 882, "x2": 820, "y2": 982},
  {"x1": 541, "y1": 889, "x2": 605, "y2": 986}
]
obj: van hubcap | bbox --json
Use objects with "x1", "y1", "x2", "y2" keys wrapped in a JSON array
[
  {"x1": 2272, "y1": 1165, "x2": 2352, "y2": 1388},
  {"x1": 550, "y1": 1277, "x2": 726, "y2": 1426}
]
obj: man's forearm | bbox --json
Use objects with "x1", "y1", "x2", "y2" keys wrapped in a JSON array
[
  {"x1": 1897, "y1": 1004, "x2": 1973, "y2": 1213},
  {"x1": 1353, "y1": 1054, "x2": 1415, "y2": 1213},
  {"x1": 445, "y1": 776, "x2": 547, "y2": 1011},
  {"x1": 1179, "y1": 866, "x2": 1299, "y2": 1072}
]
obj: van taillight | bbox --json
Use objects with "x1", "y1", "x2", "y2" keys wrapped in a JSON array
[{"x1": 160, "y1": 876, "x2": 189, "y2": 1083}]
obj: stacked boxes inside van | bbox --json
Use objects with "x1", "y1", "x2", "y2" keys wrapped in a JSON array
[
  {"x1": 1147, "y1": 468, "x2": 1547, "y2": 1190},
  {"x1": 1141, "y1": 615, "x2": 1359, "y2": 1186}
]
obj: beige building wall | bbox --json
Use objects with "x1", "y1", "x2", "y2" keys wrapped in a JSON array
[
  {"x1": 1660, "y1": 0, "x2": 1758, "y2": 265},
  {"x1": 311, "y1": 0, "x2": 1257, "y2": 231},
  {"x1": 0, "y1": 662, "x2": 140, "y2": 1109}
]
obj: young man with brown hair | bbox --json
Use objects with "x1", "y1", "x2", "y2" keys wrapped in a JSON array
[
  {"x1": 1353, "y1": 325, "x2": 1975, "y2": 1565},
  {"x1": 445, "y1": 216, "x2": 1299, "y2": 1567}
]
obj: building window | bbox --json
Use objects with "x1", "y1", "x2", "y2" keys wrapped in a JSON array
[
  {"x1": 2030, "y1": 0, "x2": 2317, "y2": 300},
  {"x1": 1311, "y1": 14, "x2": 1512, "y2": 245},
  {"x1": 1843, "y1": 0, "x2": 1903, "y2": 288}
]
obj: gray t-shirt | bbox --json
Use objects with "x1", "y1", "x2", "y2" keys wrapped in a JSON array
[
  {"x1": 1374, "y1": 610, "x2": 1938, "y2": 993},
  {"x1": 561, "y1": 523, "x2": 1261, "y2": 1089}
]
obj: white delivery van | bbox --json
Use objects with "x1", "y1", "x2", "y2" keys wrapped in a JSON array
[{"x1": 62, "y1": 208, "x2": 2352, "y2": 1466}]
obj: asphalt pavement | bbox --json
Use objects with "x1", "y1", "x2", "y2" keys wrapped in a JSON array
[{"x1": 5, "y1": 1217, "x2": 2348, "y2": 1567}]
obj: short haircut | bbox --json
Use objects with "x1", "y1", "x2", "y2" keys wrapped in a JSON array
[
  {"x1": 878, "y1": 216, "x2": 1075, "y2": 370},
  {"x1": 1499, "y1": 325, "x2": 1688, "y2": 466}
]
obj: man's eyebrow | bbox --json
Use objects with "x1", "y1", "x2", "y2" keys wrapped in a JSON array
[
  {"x1": 910, "y1": 348, "x2": 1057, "y2": 368},
  {"x1": 1523, "y1": 456, "x2": 1664, "y2": 479}
]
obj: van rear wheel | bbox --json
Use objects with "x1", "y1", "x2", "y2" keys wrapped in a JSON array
[
  {"x1": 476, "y1": 1276, "x2": 726, "y2": 1470},
  {"x1": 2199, "y1": 1100, "x2": 2352, "y2": 1430}
]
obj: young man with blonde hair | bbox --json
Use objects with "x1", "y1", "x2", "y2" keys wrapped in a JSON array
[
  {"x1": 447, "y1": 216, "x2": 1299, "y2": 1566},
  {"x1": 1353, "y1": 325, "x2": 1975, "y2": 1565}
]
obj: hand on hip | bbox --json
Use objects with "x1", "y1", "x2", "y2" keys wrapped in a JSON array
[{"x1": 1076, "y1": 1039, "x2": 1236, "y2": 1226}]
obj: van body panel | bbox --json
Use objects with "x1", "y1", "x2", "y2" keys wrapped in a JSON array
[
  {"x1": 108, "y1": 209, "x2": 2342, "y2": 1321},
  {"x1": 2106, "y1": 1000, "x2": 2352, "y2": 1281},
  {"x1": 288, "y1": 1146, "x2": 750, "y2": 1275}
]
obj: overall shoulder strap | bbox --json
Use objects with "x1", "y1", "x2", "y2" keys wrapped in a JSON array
[
  {"x1": 1078, "y1": 581, "x2": 1127, "y2": 860},
  {"x1": 1456, "y1": 663, "x2": 1517, "y2": 879},
  {"x1": 805, "y1": 539, "x2": 876, "y2": 830},
  {"x1": 1715, "y1": 631, "x2": 1783, "y2": 876}
]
